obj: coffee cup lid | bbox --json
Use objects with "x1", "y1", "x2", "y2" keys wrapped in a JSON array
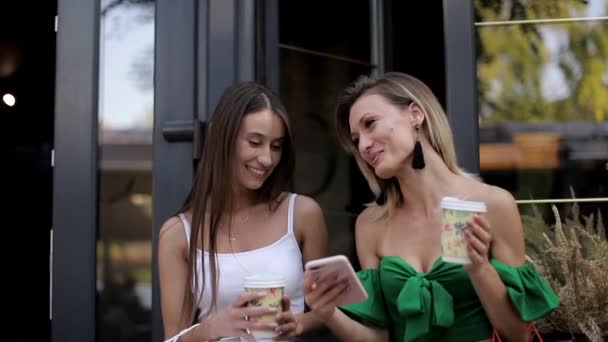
[
  {"x1": 440, "y1": 196, "x2": 486, "y2": 212},
  {"x1": 243, "y1": 274, "x2": 285, "y2": 288}
]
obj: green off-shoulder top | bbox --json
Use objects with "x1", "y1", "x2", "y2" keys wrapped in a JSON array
[{"x1": 340, "y1": 257, "x2": 559, "y2": 341}]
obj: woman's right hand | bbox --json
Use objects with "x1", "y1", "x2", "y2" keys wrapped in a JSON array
[
  {"x1": 303, "y1": 270, "x2": 350, "y2": 322},
  {"x1": 197, "y1": 291, "x2": 279, "y2": 342}
]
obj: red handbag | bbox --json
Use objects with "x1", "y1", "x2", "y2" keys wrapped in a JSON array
[{"x1": 492, "y1": 324, "x2": 543, "y2": 342}]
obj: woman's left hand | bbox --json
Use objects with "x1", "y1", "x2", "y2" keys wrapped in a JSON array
[
  {"x1": 273, "y1": 295, "x2": 302, "y2": 340},
  {"x1": 464, "y1": 214, "x2": 492, "y2": 272}
]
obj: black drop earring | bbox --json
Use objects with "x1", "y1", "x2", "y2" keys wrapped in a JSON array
[{"x1": 412, "y1": 124, "x2": 425, "y2": 169}]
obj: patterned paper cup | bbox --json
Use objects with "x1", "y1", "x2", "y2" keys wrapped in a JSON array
[
  {"x1": 440, "y1": 197, "x2": 487, "y2": 264},
  {"x1": 243, "y1": 274, "x2": 285, "y2": 339}
]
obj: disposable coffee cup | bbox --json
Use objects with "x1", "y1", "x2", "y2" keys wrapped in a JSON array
[
  {"x1": 243, "y1": 274, "x2": 285, "y2": 339},
  {"x1": 440, "y1": 197, "x2": 487, "y2": 264}
]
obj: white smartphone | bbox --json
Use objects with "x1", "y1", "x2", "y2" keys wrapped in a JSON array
[{"x1": 304, "y1": 255, "x2": 368, "y2": 306}]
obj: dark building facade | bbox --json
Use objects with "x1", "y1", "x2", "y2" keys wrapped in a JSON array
[{"x1": 3, "y1": 0, "x2": 606, "y2": 341}]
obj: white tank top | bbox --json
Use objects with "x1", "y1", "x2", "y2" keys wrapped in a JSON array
[{"x1": 178, "y1": 193, "x2": 305, "y2": 340}]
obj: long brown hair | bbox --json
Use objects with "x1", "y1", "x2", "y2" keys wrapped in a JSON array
[
  {"x1": 335, "y1": 72, "x2": 471, "y2": 219},
  {"x1": 177, "y1": 81, "x2": 294, "y2": 324}
]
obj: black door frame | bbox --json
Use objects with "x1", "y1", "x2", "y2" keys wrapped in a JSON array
[
  {"x1": 151, "y1": 1, "x2": 197, "y2": 341},
  {"x1": 443, "y1": 0, "x2": 479, "y2": 174},
  {"x1": 52, "y1": 0, "x2": 100, "y2": 341}
]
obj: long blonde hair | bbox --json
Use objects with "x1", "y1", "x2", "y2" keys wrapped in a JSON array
[{"x1": 335, "y1": 72, "x2": 471, "y2": 219}]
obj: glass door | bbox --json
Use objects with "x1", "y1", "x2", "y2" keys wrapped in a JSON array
[
  {"x1": 151, "y1": 1, "x2": 257, "y2": 341},
  {"x1": 96, "y1": 1, "x2": 156, "y2": 341},
  {"x1": 277, "y1": 0, "x2": 376, "y2": 271}
]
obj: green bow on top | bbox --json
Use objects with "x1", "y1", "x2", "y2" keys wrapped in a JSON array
[{"x1": 397, "y1": 273, "x2": 455, "y2": 341}]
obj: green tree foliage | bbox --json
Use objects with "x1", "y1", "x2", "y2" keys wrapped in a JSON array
[{"x1": 475, "y1": 0, "x2": 608, "y2": 123}]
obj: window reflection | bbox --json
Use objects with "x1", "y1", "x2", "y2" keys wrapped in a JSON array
[
  {"x1": 281, "y1": 48, "x2": 372, "y2": 262},
  {"x1": 278, "y1": 0, "x2": 370, "y2": 62},
  {"x1": 475, "y1": 0, "x2": 606, "y2": 22},
  {"x1": 476, "y1": 1, "x2": 608, "y2": 220},
  {"x1": 97, "y1": 0, "x2": 155, "y2": 341},
  {"x1": 279, "y1": 1, "x2": 373, "y2": 272}
]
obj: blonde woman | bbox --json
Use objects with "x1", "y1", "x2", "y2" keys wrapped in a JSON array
[{"x1": 303, "y1": 72, "x2": 559, "y2": 341}]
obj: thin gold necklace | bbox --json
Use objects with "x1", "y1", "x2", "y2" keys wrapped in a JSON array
[
  {"x1": 224, "y1": 212, "x2": 252, "y2": 275},
  {"x1": 221, "y1": 212, "x2": 249, "y2": 241}
]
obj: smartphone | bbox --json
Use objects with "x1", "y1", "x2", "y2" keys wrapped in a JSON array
[{"x1": 304, "y1": 255, "x2": 368, "y2": 306}]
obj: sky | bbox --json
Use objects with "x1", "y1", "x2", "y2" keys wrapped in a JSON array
[{"x1": 99, "y1": 3, "x2": 154, "y2": 131}]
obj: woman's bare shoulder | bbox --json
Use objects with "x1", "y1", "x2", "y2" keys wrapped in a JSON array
[
  {"x1": 354, "y1": 207, "x2": 387, "y2": 268},
  {"x1": 159, "y1": 215, "x2": 189, "y2": 253},
  {"x1": 458, "y1": 177, "x2": 514, "y2": 206},
  {"x1": 292, "y1": 194, "x2": 325, "y2": 229},
  {"x1": 356, "y1": 207, "x2": 388, "y2": 238},
  {"x1": 476, "y1": 183, "x2": 517, "y2": 212},
  {"x1": 292, "y1": 193, "x2": 321, "y2": 211}
]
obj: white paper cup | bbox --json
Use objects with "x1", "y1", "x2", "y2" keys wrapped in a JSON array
[
  {"x1": 440, "y1": 197, "x2": 487, "y2": 264},
  {"x1": 243, "y1": 274, "x2": 285, "y2": 339}
]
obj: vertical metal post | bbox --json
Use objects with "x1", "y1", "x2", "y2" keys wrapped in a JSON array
[
  {"x1": 370, "y1": 0, "x2": 385, "y2": 75},
  {"x1": 443, "y1": 0, "x2": 479, "y2": 173},
  {"x1": 52, "y1": 0, "x2": 100, "y2": 340},
  {"x1": 152, "y1": 1, "x2": 197, "y2": 340}
]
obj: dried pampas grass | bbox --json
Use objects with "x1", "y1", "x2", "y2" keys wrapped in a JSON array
[{"x1": 523, "y1": 197, "x2": 607, "y2": 342}]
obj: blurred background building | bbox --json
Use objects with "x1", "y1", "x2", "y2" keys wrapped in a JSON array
[{"x1": 3, "y1": 0, "x2": 607, "y2": 341}]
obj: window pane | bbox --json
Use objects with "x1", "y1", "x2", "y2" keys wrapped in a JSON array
[
  {"x1": 97, "y1": 0, "x2": 155, "y2": 341},
  {"x1": 476, "y1": 8, "x2": 608, "y2": 218},
  {"x1": 475, "y1": 0, "x2": 607, "y2": 23},
  {"x1": 279, "y1": 2, "x2": 373, "y2": 270},
  {"x1": 279, "y1": 0, "x2": 371, "y2": 63}
]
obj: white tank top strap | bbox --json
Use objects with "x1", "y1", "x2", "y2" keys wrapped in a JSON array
[
  {"x1": 287, "y1": 193, "x2": 298, "y2": 234},
  {"x1": 177, "y1": 213, "x2": 191, "y2": 247}
]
